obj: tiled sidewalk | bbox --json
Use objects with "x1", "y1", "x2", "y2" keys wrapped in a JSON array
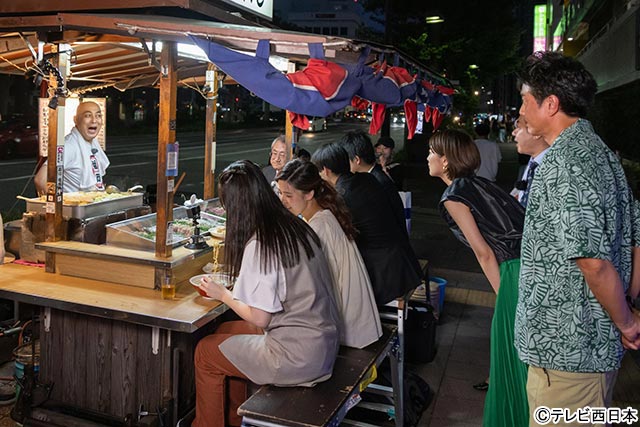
[
  {"x1": 413, "y1": 268, "x2": 640, "y2": 427},
  {"x1": 415, "y1": 269, "x2": 493, "y2": 427}
]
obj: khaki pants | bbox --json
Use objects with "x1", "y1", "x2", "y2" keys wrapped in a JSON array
[{"x1": 527, "y1": 366, "x2": 617, "y2": 427}]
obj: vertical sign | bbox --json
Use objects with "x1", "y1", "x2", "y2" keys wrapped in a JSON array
[
  {"x1": 533, "y1": 4, "x2": 547, "y2": 52},
  {"x1": 553, "y1": 21, "x2": 563, "y2": 51}
]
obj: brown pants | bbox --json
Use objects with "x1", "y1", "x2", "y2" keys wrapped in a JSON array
[
  {"x1": 527, "y1": 365, "x2": 617, "y2": 427},
  {"x1": 192, "y1": 320, "x2": 263, "y2": 427}
]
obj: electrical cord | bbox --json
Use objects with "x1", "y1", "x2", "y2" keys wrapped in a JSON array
[{"x1": 6, "y1": 160, "x2": 43, "y2": 219}]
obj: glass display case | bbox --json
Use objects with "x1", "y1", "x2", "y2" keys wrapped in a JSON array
[{"x1": 106, "y1": 201, "x2": 225, "y2": 251}]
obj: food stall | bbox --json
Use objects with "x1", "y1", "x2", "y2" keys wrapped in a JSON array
[
  {"x1": 0, "y1": 5, "x2": 353, "y2": 426},
  {"x1": 0, "y1": 2, "x2": 452, "y2": 426}
]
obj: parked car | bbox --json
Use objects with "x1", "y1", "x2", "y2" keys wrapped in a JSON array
[
  {"x1": 344, "y1": 111, "x2": 359, "y2": 122},
  {"x1": 356, "y1": 112, "x2": 371, "y2": 123},
  {"x1": 391, "y1": 111, "x2": 406, "y2": 126},
  {"x1": 0, "y1": 118, "x2": 39, "y2": 159},
  {"x1": 307, "y1": 117, "x2": 327, "y2": 132}
]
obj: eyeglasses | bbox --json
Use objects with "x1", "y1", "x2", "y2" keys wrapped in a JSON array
[{"x1": 271, "y1": 151, "x2": 287, "y2": 160}]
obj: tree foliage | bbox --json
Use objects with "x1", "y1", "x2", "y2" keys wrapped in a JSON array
[{"x1": 361, "y1": 0, "x2": 522, "y2": 88}]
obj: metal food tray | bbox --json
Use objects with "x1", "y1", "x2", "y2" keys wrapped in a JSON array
[
  {"x1": 106, "y1": 206, "x2": 225, "y2": 251},
  {"x1": 25, "y1": 193, "x2": 144, "y2": 219},
  {"x1": 203, "y1": 198, "x2": 226, "y2": 218}
]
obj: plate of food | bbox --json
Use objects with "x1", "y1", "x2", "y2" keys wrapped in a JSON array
[
  {"x1": 189, "y1": 273, "x2": 235, "y2": 299},
  {"x1": 208, "y1": 206, "x2": 226, "y2": 218},
  {"x1": 209, "y1": 225, "x2": 226, "y2": 239}
]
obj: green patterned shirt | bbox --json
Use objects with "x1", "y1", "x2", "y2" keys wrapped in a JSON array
[{"x1": 515, "y1": 119, "x2": 634, "y2": 372}]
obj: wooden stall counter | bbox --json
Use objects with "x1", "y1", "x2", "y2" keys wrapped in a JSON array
[
  {"x1": 0, "y1": 262, "x2": 226, "y2": 333},
  {"x1": 0, "y1": 262, "x2": 229, "y2": 425}
]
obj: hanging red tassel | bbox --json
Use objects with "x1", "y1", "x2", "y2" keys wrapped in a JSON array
[{"x1": 289, "y1": 112, "x2": 310, "y2": 129}]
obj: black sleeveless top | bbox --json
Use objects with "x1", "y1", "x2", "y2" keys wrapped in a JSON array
[{"x1": 439, "y1": 176, "x2": 524, "y2": 263}]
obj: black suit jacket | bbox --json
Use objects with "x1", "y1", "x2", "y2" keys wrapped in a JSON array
[
  {"x1": 369, "y1": 164, "x2": 407, "y2": 235},
  {"x1": 386, "y1": 162, "x2": 405, "y2": 191},
  {"x1": 261, "y1": 165, "x2": 277, "y2": 183},
  {"x1": 336, "y1": 172, "x2": 421, "y2": 305}
]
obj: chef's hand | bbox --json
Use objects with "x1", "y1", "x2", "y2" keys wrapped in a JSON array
[{"x1": 199, "y1": 275, "x2": 230, "y2": 301}]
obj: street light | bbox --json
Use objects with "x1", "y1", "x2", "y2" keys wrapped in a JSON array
[{"x1": 426, "y1": 16, "x2": 444, "y2": 24}]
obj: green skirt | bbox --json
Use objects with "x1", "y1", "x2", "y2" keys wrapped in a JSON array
[{"x1": 482, "y1": 258, "x2": 529, "y2": 427}]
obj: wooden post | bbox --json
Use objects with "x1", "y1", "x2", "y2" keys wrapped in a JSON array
[
  {"x1": 155, "y1": 41, "x2": 177, "y2": 258},
  {"x1": 203, "y1": 65, "x2": 220, "y2": 199},
  {"x1": 285, "y1": 111, "x2": 294, "y2": 159},
  {"x1": 44, "y1": 44, "x2": 69, "y2": 272}
]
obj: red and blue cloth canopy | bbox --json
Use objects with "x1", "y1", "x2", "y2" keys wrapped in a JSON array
[{"x1": 190, "y1": 37, "x2": 453, "y2": 133}]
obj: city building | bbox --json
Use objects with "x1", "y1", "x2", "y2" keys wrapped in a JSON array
[
  {"x1": 275, "y1": 0, "x2": 367, "y2": 38},
  {"x1": 544, "y1": 0, "x2": 640, "y2": 159}
]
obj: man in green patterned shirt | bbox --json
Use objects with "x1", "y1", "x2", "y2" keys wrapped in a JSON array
[{"x1": 515, "y1": 51, "x2": 640, "y2": 425}]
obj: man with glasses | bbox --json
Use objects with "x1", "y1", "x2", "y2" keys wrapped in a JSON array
[{"x1": 262, "y1": 135, "x2": 289, "y2": 185}]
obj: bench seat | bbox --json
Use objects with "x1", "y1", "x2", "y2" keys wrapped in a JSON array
[{"x1": 239, "y1": 324, "x2": 399, "y2": 427}]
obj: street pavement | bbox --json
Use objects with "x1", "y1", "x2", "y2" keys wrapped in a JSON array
[{"x1": 404, "y1": 141, "x2": 514, "y2": 427}]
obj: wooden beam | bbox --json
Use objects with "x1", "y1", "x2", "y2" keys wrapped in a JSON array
[
  {"x1": 55, "y1": 13, "x2": 332, "y2": 45},
  {"x1": 285, "y1": 111, "x2": 293, "y2": 159},
  {"x1": 154, "y1": 41, "x2": 177, "y2": 258},
  {"x1": 44, "y1": 44, "x2": 70, "y2": 271},
  {"x1": 71, "y1": 51, "x2": 144, "y2": 72},
  {"x1": 0, "y1": 0, "x2": 188, "y2": 14},
  {"x1": 0, "y1": 15, "x2": 61, "y2": 30},
  {"x1": 203, "y1": 65, "x2": 219, "y2": 199},
  {"x1": 0, "y1": 0, "x2": 260, "y2": 26},
  {"x1": 64, "y1": 32, "x2": 141, "y2": 44},
  {"x1": 72, "y1": 58, "x2": 151, "y2": 77},
  {"x1": 0, "y1": 34, "x2": 39, "y2": 54},
  {"x1": 72, "y1": 57, "x2": 148, "y2": 76}
]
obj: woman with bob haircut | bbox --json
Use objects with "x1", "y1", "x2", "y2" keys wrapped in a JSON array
[
  {"x1": 276, "y1": 158, "x2": 382, "y2": 349},
  {"x1": 427, "y1": 129, "x2": 528, "y2": 427},
  {"x1": 192, "y1": 160, "x2": 339, "y2": 427}
]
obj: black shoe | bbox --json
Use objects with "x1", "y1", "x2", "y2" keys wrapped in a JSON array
[{"x1": 472, "y1": 381, "x2": 489, "y2": 391}]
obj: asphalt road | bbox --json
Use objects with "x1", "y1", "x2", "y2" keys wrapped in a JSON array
[{"x1": 0, "y1": 122, "x2": 405, "y2": 218}]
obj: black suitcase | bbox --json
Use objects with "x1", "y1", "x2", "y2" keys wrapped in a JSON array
[{"x1": 405, "y1": 300, "x2": 438, "y2": 364}]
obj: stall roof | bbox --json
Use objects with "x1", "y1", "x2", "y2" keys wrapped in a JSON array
[
  {"x1": 0, "y1": 0, "x2": 270, "y2": 27},
  {"x1": 0, "y1": 12, "x2": 451, "y2": 94}
]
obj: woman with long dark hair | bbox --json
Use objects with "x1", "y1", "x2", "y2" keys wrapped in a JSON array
[
  {"x1": 276, "y1": 159, "x2": 381, "y2": 349},
  {"x1": 427, "y1": 130, "x2": 527, "y2": 427},
  {"x1": 193, "y1": 160, "x2": 339, "y2": 427}
]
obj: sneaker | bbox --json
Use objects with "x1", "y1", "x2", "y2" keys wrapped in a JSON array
[{"x1": 472, "y1": 381, "x2": 489, "y2": 391}]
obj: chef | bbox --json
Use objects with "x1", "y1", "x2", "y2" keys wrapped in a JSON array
[{"x1": 34, "y1": 101, "x2": 110, "y2": 194}]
